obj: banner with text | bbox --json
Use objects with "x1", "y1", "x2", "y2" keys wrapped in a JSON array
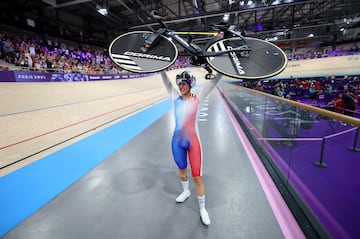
[{"x1": 0, "y1": 71, "x2": 154, "y2": 82}]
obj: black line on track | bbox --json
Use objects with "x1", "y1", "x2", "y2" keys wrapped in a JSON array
[
  {"x1": 0, "y1": 88, "x2": 155, "y2": 117},
  {"x1": 0, "y1": 107, "x2": 141, "y2": 170}
]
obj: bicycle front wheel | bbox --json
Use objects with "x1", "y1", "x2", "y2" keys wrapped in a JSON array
[
  {"x1": 206, "y1": 37, "x2": 288, "y2": 80},
  {"x1": 109, "y1": 31, "x2": 178, "y2": 73}
]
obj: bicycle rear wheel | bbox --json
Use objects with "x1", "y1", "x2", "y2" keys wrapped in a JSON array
[
  {"x1": 206, "y1": 37, "x2": 287, "y2": 80},
  {"x1": 109, "y1": 31, "x2": 178, "y2": 73}
]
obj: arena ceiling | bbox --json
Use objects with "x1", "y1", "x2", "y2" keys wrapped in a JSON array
[{"x1": 1, "y1": 0, "x2": 360, "y2": 48}]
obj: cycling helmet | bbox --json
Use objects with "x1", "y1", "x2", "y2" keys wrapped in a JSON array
[{"x1": 176, "y1": 71, "x2": 196, "y2": 88}]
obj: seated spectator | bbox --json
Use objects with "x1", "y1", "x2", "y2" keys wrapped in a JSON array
[
  {"x1": 326, "y1": 93, "x2": 344, "y2": 114},
  {"x1": 18, "y1": 54, "x2": 29, "y2": 68},
  {"x1": 274, "y1": 86, "x2": 285, "y2": 97},
  {"x1": 342, "y1": 89, "x2": 356, "y2": 117},
  {"x1": 308, "y1": 84, "x2": 317, "y2": 105},
  {"x1": 254, "y1": 81, "x2": 264, "y2": 91},
  {"x1": 349, "y1": 88, "x2": 358, "y2": 110}
]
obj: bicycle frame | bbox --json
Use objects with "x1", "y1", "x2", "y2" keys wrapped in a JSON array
[{"x1": 142, "y1": 11, "x2": 250, "y2": 59}]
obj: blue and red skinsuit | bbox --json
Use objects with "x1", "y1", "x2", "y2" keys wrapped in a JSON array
[
  {"x1": 160, "y1": 71, "x2": 221, "y2": 178},
  {"x1": 172, "y1": 95, "x2": 202, "y2": 177}
]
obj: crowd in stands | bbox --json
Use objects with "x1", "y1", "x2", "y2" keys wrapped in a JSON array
[
  {"x1": 0, "y1": 30, "x2": 126, "y2": 74},
  {"x1": 250, "y1": 75, "x2": 360, "y2": 118},
  {"x1": 0, "y1": 29, "x2": 190, "y2": 74},
  {"x1": 288, "y1": 44, "x2": 360, "y2": 61}
]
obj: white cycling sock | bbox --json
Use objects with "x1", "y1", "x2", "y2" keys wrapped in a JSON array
[
  {"x1": 181, "y1": 179, "x2": 189, "y2": 191},
  {"x1": 197, "y1": 195, "x2": 206, "y2": 210}
]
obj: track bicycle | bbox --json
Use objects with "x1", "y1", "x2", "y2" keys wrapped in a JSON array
[{"x1": 108, "y1": 10, "x2": 288, "y2": 80}]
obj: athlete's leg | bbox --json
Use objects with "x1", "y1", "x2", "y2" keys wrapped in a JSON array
[
  {"x1": 179, "y1": 168, "x2": 188, "y2": 180},
  {"x1": 188, "y1": 134, "x2": 202, "y2": 179},
  {"x1": 172, "y1": 132, "x2": 191, "y2": 202},
  {"x1": 188, "y1": 135, "x2": 211, "y2": 225},
  {"x1": 171, "y1": 131, "x2": 188, "y2": 169},
  {"x1": 188, "y1": 135, "x2": 204, "y2": 196},
  {"x1": 175, "y1": 168, "x2": 191, "y2": 202},
  {"x1": 193, "y1": 176, "x2": 205, "y2": 196}
]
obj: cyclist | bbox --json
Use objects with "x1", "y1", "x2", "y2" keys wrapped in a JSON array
[{"x1": 160, "y1": 70, "x2": 222, "y2": 226}]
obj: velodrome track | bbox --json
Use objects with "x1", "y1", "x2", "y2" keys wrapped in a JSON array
[
  {"x1": 0, "y1": 67, "x2": 304, "y2": 238},
  {"x1": 0, "y1": 68, "x2": 211, "y2": 176}
]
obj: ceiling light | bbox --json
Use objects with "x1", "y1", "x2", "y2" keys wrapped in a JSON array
[
  {"x1": 265, "y1": 36, "x2": 278, "y2": 41},
  {"x1": 96, "y1": 4, "x2": 108, "y2": 16},
  {"x1": 97, "y1": 8, "x2": 108, "y2": 16}
]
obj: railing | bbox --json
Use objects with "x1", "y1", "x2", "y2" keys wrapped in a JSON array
[{"x1": 219, "y1": 82, "x2": 360, "y2": 239}]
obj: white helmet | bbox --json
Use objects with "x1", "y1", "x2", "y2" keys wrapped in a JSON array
[{"x1": 176, "y1": 71, "x2": 196, "y2": 88}]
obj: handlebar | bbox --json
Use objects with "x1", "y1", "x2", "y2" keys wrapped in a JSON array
[
  {"x1": 150, "y1": 10, "x2": 243, "y2": 39},
  {"x1": 150, "y1": 10, "x2": 167, "y2": 28},
  {"x1": 150, "y1": 10, "x2": 165, "y2": 21}
]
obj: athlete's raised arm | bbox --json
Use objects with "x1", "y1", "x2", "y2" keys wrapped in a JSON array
[
  {"x1": 160, "y1": 70, "x2": 179, "y2": 99},
  {"x1": 197, "y1": 73, "x2": 222, "y2": 102}
]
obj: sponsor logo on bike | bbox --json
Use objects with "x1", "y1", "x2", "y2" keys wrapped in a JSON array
[
  {"x1": 124, "y1": 51, "x2": 172, "y2": 62},
  {"x1": 227, "y1": 46, "x2": 245, "y2": 75}
]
